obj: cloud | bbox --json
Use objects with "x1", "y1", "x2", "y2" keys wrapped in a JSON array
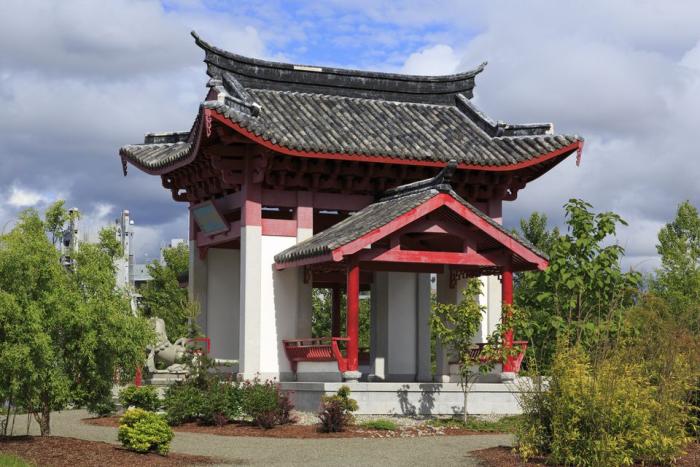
[
  {"x1": 401, "y1": 44, "x2": 461, "y2": 75},
  {"x1": 7, "y1": 186, "x2": 46, "y2": 208},
  {"x1": 0, "y1": 0, "x2": 273, "y2": 261},
  {"x1": 2, "y1": 0, "x2": 699, "y2": 270}
]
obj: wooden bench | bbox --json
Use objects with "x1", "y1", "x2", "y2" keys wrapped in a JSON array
[
  {"x1": 282, "y1": 337, "x2": 349, "y2": 374},
  {"x1": 454, "y1": 341, "x2": 529, "y2": 373}
]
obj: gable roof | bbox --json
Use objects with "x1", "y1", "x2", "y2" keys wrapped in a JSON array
[
  {"x1": 274, "y1": 163, "x2": 548, "y2": 270},
  {"x1": 119, "y1": 33, "x2": 583, "y2": 175}
]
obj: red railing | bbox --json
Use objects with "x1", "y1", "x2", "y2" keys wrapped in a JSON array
[
  {"x1": 282, "y1": 337, "x2": 349, "y2": 374},
  {"x1": 460, "y1": 340, "x2": 529, "y2": 373}
]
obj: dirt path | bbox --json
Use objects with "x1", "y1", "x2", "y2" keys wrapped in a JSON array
[{"x1": 9, "y1": 410, "x2": 514, "y2": 466}]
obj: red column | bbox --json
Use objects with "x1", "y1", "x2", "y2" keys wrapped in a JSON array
[
  {"x1": 331, "y1": 285, "x2": 341, "y2": 338},
  {"x1": 134, "y1": 367, "x2": 142, "y2": 387},
  {"x1": 501, "y1": 264, "x2": 515, "y2": 372},
  {"x1": 346, "y1": 263, "x2": 360, "y2": 371}
]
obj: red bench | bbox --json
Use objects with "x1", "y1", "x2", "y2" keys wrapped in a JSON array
[
  {"x1": 457, "y1": 341, "x2": 529, "y2": 373},
  {"x1": 283, "y1": 337, "x2": 349, "y2": 374}
]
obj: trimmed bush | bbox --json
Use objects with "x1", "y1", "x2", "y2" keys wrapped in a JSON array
[
  {"x1": 518, "y1": 344, "x2": 692, "y2": 466},
  {"x1": 118, "y1": 408, "x2": 173, "y2": 455},
  {"x1": 318, "y1": 385, "x2": 358, "y2": 433},
  {"x1": 119, "y1": 385, "x2": 160, "y2": 412},
  {"x1": 163, "y1": 383, "x2": 204, "y2": 426},
  {"x1": 241, "y1": 378, "x2": 295, "y2": 429},
  {"x1": 87, "y1": 397, "x2": 116, "y2": 417},
  {"x1": 200, "y1": 381, "x2": 243, "y2": 426}
]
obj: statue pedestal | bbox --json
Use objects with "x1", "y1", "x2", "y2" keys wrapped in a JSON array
[{"x1": 143, "y1": 372, "x2": 187, "y2": 389}]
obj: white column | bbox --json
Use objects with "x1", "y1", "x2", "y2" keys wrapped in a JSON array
[
  {"x1": 369, "y1": 272, "x2": 388, "y2": 381},
  {"x1": 238, "y1": 225, "x2": 262, "y2": 380},
  {"x1": 386, "y1": 272, "x2": 418, "y2": 381},
  {"x1": 188, "y1": 240, "x2": 208, "y2": 334},
  {"x1": 434, "y1": 271, "x2": 468, "y2": 382},
  {"x1": 206, "y1": 248, "x2": 240, "y2": 360},
  {"x1": 259, "y1": 235, "x2": 298, "y2": 381},
  {"x1": 296, "y1": 226, "x2": 313, "y2": 337},
  {"x1": 416, "y1": 273, "x2": 432, "y2": 382}
]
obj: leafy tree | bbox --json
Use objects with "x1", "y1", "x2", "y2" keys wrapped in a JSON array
[
  {"x1": 653, "y1": 201, "x2": 700, "y2": 330},
  {"x1": 431, "y1": 279, "x2": 492, "y2": 421},
  {"x1": 0, "y1": 203, "x2": 152, "y2": 435},
  {"x1": 515, "y1": 200, "x2": 640, "y2": 371},
  {"x1": 311, "y1": 288, "x2": 370, "y2": 349},
  {"x1": 139, "y1": 243, "x2": 190, "y2": 339}
]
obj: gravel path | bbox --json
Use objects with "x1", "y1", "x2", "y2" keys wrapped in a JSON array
[{"x1": 10, "y1": 410, "x2": 514, "y2": 466}]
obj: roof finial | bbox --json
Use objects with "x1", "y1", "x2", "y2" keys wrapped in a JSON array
[{"x1": 436, "y1": 160, "x2": 457, "y2": 184}]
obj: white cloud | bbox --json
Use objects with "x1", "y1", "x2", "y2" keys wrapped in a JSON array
[
  {"x1": 7, "y1": 186, "x2": 46, "y2": 208},
  {"x1": 401, "y1": 44, "x2": 461, "y2": 75}
]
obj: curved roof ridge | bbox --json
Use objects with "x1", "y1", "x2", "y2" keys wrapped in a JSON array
[
  {"x1": 192, "y1": 31, "x2": 486, "y2": 105},
  {"x1": 192, "y1": 31, "x2": 486, "y2": 83}
]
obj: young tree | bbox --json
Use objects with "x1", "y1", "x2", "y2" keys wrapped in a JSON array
[
  {"x1": 311, "y1": 288, "x2": 370, "y2": 348},
  {"x1": 515, "y1": 200, "x2": 640, "y2": 371},
  {"x1": 139, "y1": 243, "x2": 190, "y2": 339},
  {"x1": 653, "y1": 201, "x2": 700, "y2": 330},
  {"x1": 430, "y1": 279, "x2": 491, "y2": 421},
  {"x1": 0, "y1": 203, "x2": 152, "y2": 435}
]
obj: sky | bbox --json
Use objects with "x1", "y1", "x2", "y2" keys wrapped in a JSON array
[{"x1": 1, "y1": 0, "x2": 699, "y2": 270}]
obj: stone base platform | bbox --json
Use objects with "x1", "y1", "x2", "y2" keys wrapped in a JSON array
[{"x1": 280, "y1": 381, "x2": 527, "y2": 416}]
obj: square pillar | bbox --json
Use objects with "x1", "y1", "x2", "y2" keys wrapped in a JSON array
[
  {"x1": 416, "y1": 273, "x2": 432, "y2": 382},
  {"x1": 369, "y1": 272, "x2": 388, "y2": 381},
  {"x1": 434, "y1": 270, "x2": 468, "y2": 382},
  {"x1": 344, "y1": 262, "x2": 361, "y2": 381},
  {"x1": 296, "y1": 192, "x2": 313, "y2": 337},
  {"x1": 188, "y1": 237, "x2": 208, "y2": 335}
]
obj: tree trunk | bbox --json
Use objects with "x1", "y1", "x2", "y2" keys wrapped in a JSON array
[
  {"x1": 35, "y1": 403, "x2": 50, "y2": 436},
  {"x1": 463, "y1": 388, "x2": 468, "y2": 423}
]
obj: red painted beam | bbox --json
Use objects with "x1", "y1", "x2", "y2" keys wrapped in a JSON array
[
  {"x1": 357, "y1": 248, "x2": 498, "y2": 266},
  {"x1": 262, "y1": 218, "x2": 297, "y2": 237},
  {"x1": 261, "y1": 189, "x2": 372, "y2": 211},
  {"x1": 346, "y1": 263, "x2": 360, "y2": 372},
  {"x1": 359, "y1": 262, "x2": 444, "y2": 274},
  {"x1": 196, "y1": 221, "x2": 241, "y2": 247}
]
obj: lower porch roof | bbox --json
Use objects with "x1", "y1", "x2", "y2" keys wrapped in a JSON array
[{"x1": 274, "y1": 162, "x2": 547, "y2": 273}]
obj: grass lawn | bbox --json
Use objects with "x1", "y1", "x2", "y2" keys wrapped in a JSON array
[
  {"x1": 0, "y1": 453, "x2": 31, "y2": 467},
  {"x1": 425, "y1": 415, "x2": 523, "y2": 433},
  {"x1": 357, "y1": 419, "x2": 399, "y2": 431}
]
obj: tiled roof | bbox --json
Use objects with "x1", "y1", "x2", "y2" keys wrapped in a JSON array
[
  {"x1": 274, "y1": 164, "x2": 547, "y2": 265},
  {"x1": 119, "y1": 33, "x2": 582, "y2": 173}
]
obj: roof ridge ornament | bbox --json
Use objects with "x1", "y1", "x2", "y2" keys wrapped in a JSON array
[{"x1": 378, "y1": 160, "x2": 458, "y2": 201}]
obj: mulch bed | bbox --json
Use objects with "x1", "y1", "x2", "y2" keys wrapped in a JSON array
[
  {"x1": 84, "y1": 415, "x2": 501, "y2": 439},
  {"x1": 0, "y1": 436, "x2": 216, "y2": 467},
  {"x1": 472, "y1": 443, "x2": 700, "y2": 466}
]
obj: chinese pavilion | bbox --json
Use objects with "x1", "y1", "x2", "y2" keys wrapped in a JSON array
[{"x1": 119, "y1": 32, "x2": 582, "y2": 412}]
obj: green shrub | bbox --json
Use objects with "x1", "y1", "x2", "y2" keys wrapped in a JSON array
[
  {"x1": 359, "y1": 419, "x2": 397, "y2": 431},
  {"x1": 119, "y1": 385, "x2": 160, "y2": 412},
  {"x1": 87, "y1": 397, "x2": 117, "y2": 417},
  {"x1": 241, "y1": 378, "x2": 295, "y2": 429},
  {"x1": 163, "y1": 383, "x2": 204, "y2": 426},
  {"x1": 518, "y1": 343, "x2": 691, "y2": 466},
  {"x1": 118, "y1": 408, "x2": 174, "y2": 455},
  {"x1": 200, "y1": 381, "x2": 242, "y2": 426},
  {"x1": 318, "y1": 385, "x2": 358, "y2": 433}
]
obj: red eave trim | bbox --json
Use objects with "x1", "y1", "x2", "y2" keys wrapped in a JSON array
[{"x1": 208, "y1": 109, "x2": 582, "y2": 172}]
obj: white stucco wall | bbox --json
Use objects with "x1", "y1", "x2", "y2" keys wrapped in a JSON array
[
  {"x1": 476, "y1": 275, "x2": 503, "y2": 343},
  {"x1": 387, "y1": 272, "x2": 418, "y2": 379},
  {"x1": 259, "y1": 235, "x2": 299, "y2": 379},
  {"x1": 206, "y1": 248, "x2": 240, "y2": 361}
]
